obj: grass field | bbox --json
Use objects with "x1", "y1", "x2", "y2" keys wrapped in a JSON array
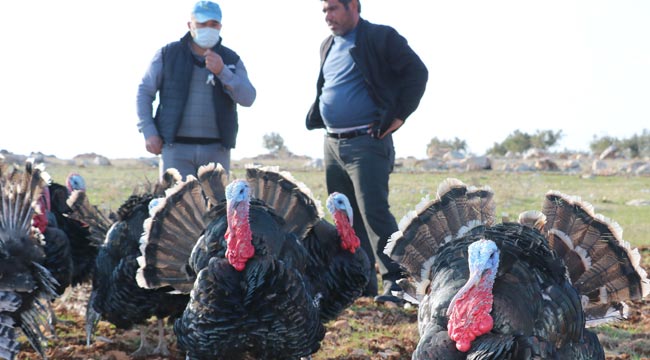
[
  {"x1": 19, "y1": 160, "x2": 649, "y2": 359},
  {"x1": 46, "y1": 161, "x2": 650, "y2": 247}
]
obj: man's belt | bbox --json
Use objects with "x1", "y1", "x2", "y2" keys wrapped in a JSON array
[{"x1": 326, "y1": 128, "x2": 370, "y2": 139}]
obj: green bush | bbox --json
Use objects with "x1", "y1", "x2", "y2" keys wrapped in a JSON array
[
  {"x1": 589, "y1": 129, "x2": 650, "y2": 158},
  {"x1": 487, "y1": 130, "x2": 563, "y2": 156}
]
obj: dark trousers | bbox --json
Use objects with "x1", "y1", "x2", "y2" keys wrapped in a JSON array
[{"x1": 323, "y1": 133, "x2": 403, "y2": 295}]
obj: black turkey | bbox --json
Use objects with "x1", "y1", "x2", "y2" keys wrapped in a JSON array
[
  {"x1": 0, "y1": 160, "x2": 58, "y2": 360},
  {"x1": 80, "y1": 169, "x2": 188, "y2": 357},
  {"x1": 137, "y1": 164, "x2": 333, "y2": 359},
  {"x1": 47, "y1": 173, "x2": 97, "y2": 288},
  {"x1": 301, "y1": 193, "x2": 372, "y2": 322},
  {"x1": 384, "y1": 178, "x2": 649, "y2": 359},
  {"x1": 33, "y1": 173, "x2": 99, "y2": 332},
  {"x1": 245, "y1": 168, "x2": 371, "y2": 322}
]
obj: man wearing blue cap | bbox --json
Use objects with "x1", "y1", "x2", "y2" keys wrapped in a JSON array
[{"x1": 137, "y1": 1, "x2": 256, "y2": 178}]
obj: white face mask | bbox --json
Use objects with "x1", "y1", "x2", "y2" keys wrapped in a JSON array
[{"x1": 192, "y1": 27, "x2": 220, "y2": 48}]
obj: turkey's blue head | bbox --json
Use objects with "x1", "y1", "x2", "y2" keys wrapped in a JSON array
[
  {"x1": 226, "y1": 179, "x2": 250, "y2": 207},
  {"x1": 326, "y1": 192, "x2": 360, "y2": 253},
  {"x1": 326, "y1": 192, "x2": 353, "y2": 225},
  {"x1": 224, "y1": 179, "x2": 254, "y2": 271},
  {"x1": 466, "y1": 239, "x2": 499, "y2": 278},
  {"x1": 446, "y1": 239, "x2": 499, "y2": 352},
  {"x1": 66, "y1": 173, "x2": 86, "y2": 193}
]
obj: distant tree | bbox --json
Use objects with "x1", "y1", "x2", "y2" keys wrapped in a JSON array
[
  {"x1": 426, "y1": 137, "x2": 467, "y2": 159},
  {"x1": 530, "y1": 130, "x2": 563, "y2": 149},
  {"x1": 486, "y1": 129, "x2": 563, "y2": 156},
  {"x1": 621, "y1": 129, "x2": 650, "y2": 158},
  {"x1": 589, "y1": 135, "x2": 618, "y2": 155},
  {"x1": 262, "y1": 132, "x2": 290, "y2": 157},
  {"x1": 590, "y1": 129, "x2": 650, "y2": 158}
]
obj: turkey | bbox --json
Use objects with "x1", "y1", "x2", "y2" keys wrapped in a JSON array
[
  {"x1": 137, "y1": 164, "x2": 337, "y2": 359},
  {"x1": 0, "y1": 160, "x2": 58, "y2": 360},
  {"x1": 384, "y1": 178, "x2": 649, "y2": 359},
  {"x1": 33, "y1": 173, "x2": 99, "y2": 332},
  {"x1": 245, "y1": 168, "x2": 371, "y2": 321},
  {"x1": 46, "y1": 173, "x2": 97, "y2": 289},
  {"x1": 80, "y1": 169, "x2": 189, "y2": 357}
]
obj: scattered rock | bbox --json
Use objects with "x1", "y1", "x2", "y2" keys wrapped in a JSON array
[
  {"x1": 73, "y1": 153, "x2": 112, "y2": 166},
  {"x1": 462, "y1": 156, "x2": 492, "y2": 171},
  {"x1": 636, "y1": 164, "x2": 650, "y2": 176},
  {"x1": 534, "y1": 158, "x2": 559, "y2": 171},
  {"x1": 626, "y1": 199, "x2": 650, "y2": 206},
  {"x1": 442, "y1": 150, "x2": 465, "y2": 161},
  {"x1": 600, "y1": 145, "x2": 619, "y2": 160},
  {"x1": 523, "y1": 148, "x2": 547, "y2": 159}
]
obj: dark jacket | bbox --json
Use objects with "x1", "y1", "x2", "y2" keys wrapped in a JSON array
[
  {"x1": 155, "y1": 32, "x2": 241, "y2": 149},
  {"x1": 306, "y1": 19, "x2": 428, "y2": 134}
]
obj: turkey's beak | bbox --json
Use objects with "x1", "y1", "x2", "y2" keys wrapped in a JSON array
[
  {"x1": 227, "y1": 199, "x2": 240, "y2": 214},
  {"x1": 446, "y1": 270, "x2": 483, "y2": 317},
  {"x1": 345, "y1": 206, "x2": 354, "y2": 226}
]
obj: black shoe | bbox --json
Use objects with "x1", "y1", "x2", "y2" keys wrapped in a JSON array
[{"x1": 374, "y1": 280, "x2": 405, "y2": 306}]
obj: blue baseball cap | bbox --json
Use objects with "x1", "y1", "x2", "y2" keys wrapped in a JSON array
[{"x1": 192, "y1": 1, "x2": 222, "y2": 23}]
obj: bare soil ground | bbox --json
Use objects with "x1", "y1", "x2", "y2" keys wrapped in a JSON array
[{"x1": 15, "y1": 251, "x2": 650, "y2": 360}]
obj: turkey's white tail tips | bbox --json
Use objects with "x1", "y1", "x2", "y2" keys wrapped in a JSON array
[
  {"x1": 542, "y1": 190, "x2": 650, "y2": 320},
  {"x1": 518, "y1": 210, "x2": 547, "y2": 232},
  {"x1": 384, "y1": 230, "x2": 403, "y2": 257},
  {"x1": 160, "y1": 168, "x2": 182, "y2": 191},
  {"x1": 435, "y1": 178, "x2": 466, "y2": 198},
  {"x1": 197, "y1": 162, "x2": 228, "y2": 206},
  {"x1": 135, "y1": 255, "x2": 150, "y2": 289}
]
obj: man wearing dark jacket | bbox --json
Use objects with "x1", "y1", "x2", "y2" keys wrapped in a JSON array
[{"x1": 307, "y1": 0, "x2": 428, "y2": 305}]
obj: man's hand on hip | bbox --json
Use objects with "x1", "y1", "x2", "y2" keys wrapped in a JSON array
[{"x1": 378, "y1": 118, "x2": 404, "y2": 139}]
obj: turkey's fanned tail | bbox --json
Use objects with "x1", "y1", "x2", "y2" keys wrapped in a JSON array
[
  {"x1": 0, "y1": 160, "x2": 58, "y2": 359},
  {"x1": 66, "y1": 190, "x2": 113, "y2": 246},
  {"x1": 137, "y1": 176, "x2": 211, "y2": 292},
  {"x1": 0, "y1": 159, "x2": 49, "y2": 235},
  {"x1": 538, "y1": 191, "x2": 650, "y2": 325},
  {"x1": 245, "y1": 165, "x2": 323, "y2": 240},
  {"x1": 384, "y1": 178, "x2": 495, "y2": 299}
]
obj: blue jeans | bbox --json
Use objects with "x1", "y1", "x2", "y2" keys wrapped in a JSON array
[
  {"x1": 160, "y1": 142, "x2": 230, "y2": 180},
  {"x1": 323, "y1": 133, "x2": 402, "y2": 295}
]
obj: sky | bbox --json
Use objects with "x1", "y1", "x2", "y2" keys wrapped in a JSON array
[{"x1": 1, "y1": 1, "x2": 649, "y2": 160}]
